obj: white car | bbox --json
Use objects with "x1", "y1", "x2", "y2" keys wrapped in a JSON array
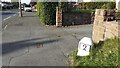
[{"x1": 24, "y1": 5, "x2": 32, "y2": 12}]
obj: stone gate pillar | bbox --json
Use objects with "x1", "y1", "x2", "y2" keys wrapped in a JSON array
[
  {"x1": 92, "y1": 9, "x2": 107, "y2": 43},
  {"x1": 56, "y1": 7, "x2": 62, "y2": 27},
  {"x1": 92, "y1": 9, "x2": 118, "y2": 43}
]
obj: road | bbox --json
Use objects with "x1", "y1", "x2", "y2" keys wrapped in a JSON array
[
  {"x1": 1, "y1": 9, "x2": 19, "y2": 30},
  {"x1": 1, "y1": 9, "x2": 19, "y2": 21},
  {"x1": 2, "y1": 12, "x2": 93, "y2": 66}
]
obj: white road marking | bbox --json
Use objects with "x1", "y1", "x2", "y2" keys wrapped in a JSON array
[
  {"x1": 2, "y1": 11, "x2": 18, "y2": 31},
  {"x1": 3, "y1": 12, "x2": 18, "y2": 21},
  {"x1": 13, "y1": 14, "x2": 16, "y2": 16},
  {"x1": 3, "y1": 16, "x2": 12, "y2": 21},
  {"x1": 3, "y1": 25, "x2": 8, "y2": 30}
]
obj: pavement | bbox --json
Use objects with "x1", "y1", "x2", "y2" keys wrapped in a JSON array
[{"x1": 2, "y1": 12, "x2": 93, "y2": 66}]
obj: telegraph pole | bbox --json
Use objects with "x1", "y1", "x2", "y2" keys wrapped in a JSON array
[{"x1": 19, "y1": 0, "x2": 23, "y2": 17}]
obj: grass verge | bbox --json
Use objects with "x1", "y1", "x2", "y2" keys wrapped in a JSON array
[
  {"x1": 116, "y1": 10, "x2": 120, "y2": 12},
  {"x1": 68, "y1": 37, "x2": 119, "y2": 67}
]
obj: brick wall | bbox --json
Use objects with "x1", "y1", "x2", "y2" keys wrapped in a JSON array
[{"x1": 62, "y1": 12, "x2": 94, "y2": 26}]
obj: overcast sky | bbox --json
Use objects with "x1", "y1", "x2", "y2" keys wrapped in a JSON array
[
  {"x1": 1, "y1": 0, "x2": 31, "y2": 4},
  {"x1": 1, "y1": 0, "x2": 120, "y2": 4}
]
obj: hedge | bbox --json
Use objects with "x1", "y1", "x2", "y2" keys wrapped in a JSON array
[
  {"x1": 78, "y1": 2, "x2": 116, "y2": 9},
  {"x1": 61, "y1": 2, "x2": 72, "y2": 12},
  {"x1": 37, "y1": 2, "x2": 58, "y2": 25}
]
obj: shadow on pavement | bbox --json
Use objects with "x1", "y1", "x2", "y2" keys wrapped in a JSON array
[{"x1": 2, "y1": 37, "x2": 62, "y2": 55}]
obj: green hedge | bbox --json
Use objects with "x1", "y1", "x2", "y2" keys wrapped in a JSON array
[
  {"x1": 37, "y1": 2, "x2": 58, "y2": 25},
  {"x1": 79, "y1": 2, "x2": 116, "y2": 9},
  {"x1": 61, "y1": 2, "x2": 72, "y2": 12}
]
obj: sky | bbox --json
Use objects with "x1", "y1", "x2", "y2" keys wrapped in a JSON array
[
  {"x1": 1, "y1": 0, "x2": 31, "y2": 4},
  {"x1": 21, "y1": 0, "x2": 31, "y2": 4},
  {"x1": 1, "y1": 0, "x2": 120, "y2": 3}
]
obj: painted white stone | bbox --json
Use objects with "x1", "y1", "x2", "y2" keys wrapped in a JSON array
[{"x1": 77, "y1": 37, "x2": 92, "y2": 56}]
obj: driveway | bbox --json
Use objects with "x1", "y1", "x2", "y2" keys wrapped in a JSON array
[{"x1": 2, "y1": 12, "x2": 93, "y2": 66}]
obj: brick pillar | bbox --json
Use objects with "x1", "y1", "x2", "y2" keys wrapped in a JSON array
[{"x1": 56, "y1": 7, "x2": 62, "y2": 27}]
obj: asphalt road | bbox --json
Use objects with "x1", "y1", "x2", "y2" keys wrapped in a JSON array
[
  {"x1": 1, "y1": 9, "x2": 19, "y2": 21},
  {"x1": 2, "y1": 12, "x2": 93, "y2": 66},
  {"x1": 1, "y1": 9, "x2": 20, "y2": 30}
]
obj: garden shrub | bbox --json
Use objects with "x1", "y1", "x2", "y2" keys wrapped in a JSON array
[{"x1": 79, "y1": 2, "x2": 116, "y2": 9}]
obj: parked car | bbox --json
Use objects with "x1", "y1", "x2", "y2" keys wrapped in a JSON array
[
  {"x1": 1, "y1": 3, "x2": 8, "y2": 9},
  {"x1": 24, "y1": 5, "x2": 32, "y2": 12},
  {"x1": 1, "y1": 2, "x2": 13, "y2": 9}
]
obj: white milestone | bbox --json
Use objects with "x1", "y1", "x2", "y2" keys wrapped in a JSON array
[{"x1": 77, "y1": 37, "x2": 92, "y2": 56}]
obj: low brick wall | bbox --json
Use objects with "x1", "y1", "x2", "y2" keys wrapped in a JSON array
[{"x1": 62, "y1": 12, "x2": 94, "y2": 26}]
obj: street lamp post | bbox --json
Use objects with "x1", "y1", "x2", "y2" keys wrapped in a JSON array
[{"x1": 19, "y1": 0, "x2": 23, "y2": 17}]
